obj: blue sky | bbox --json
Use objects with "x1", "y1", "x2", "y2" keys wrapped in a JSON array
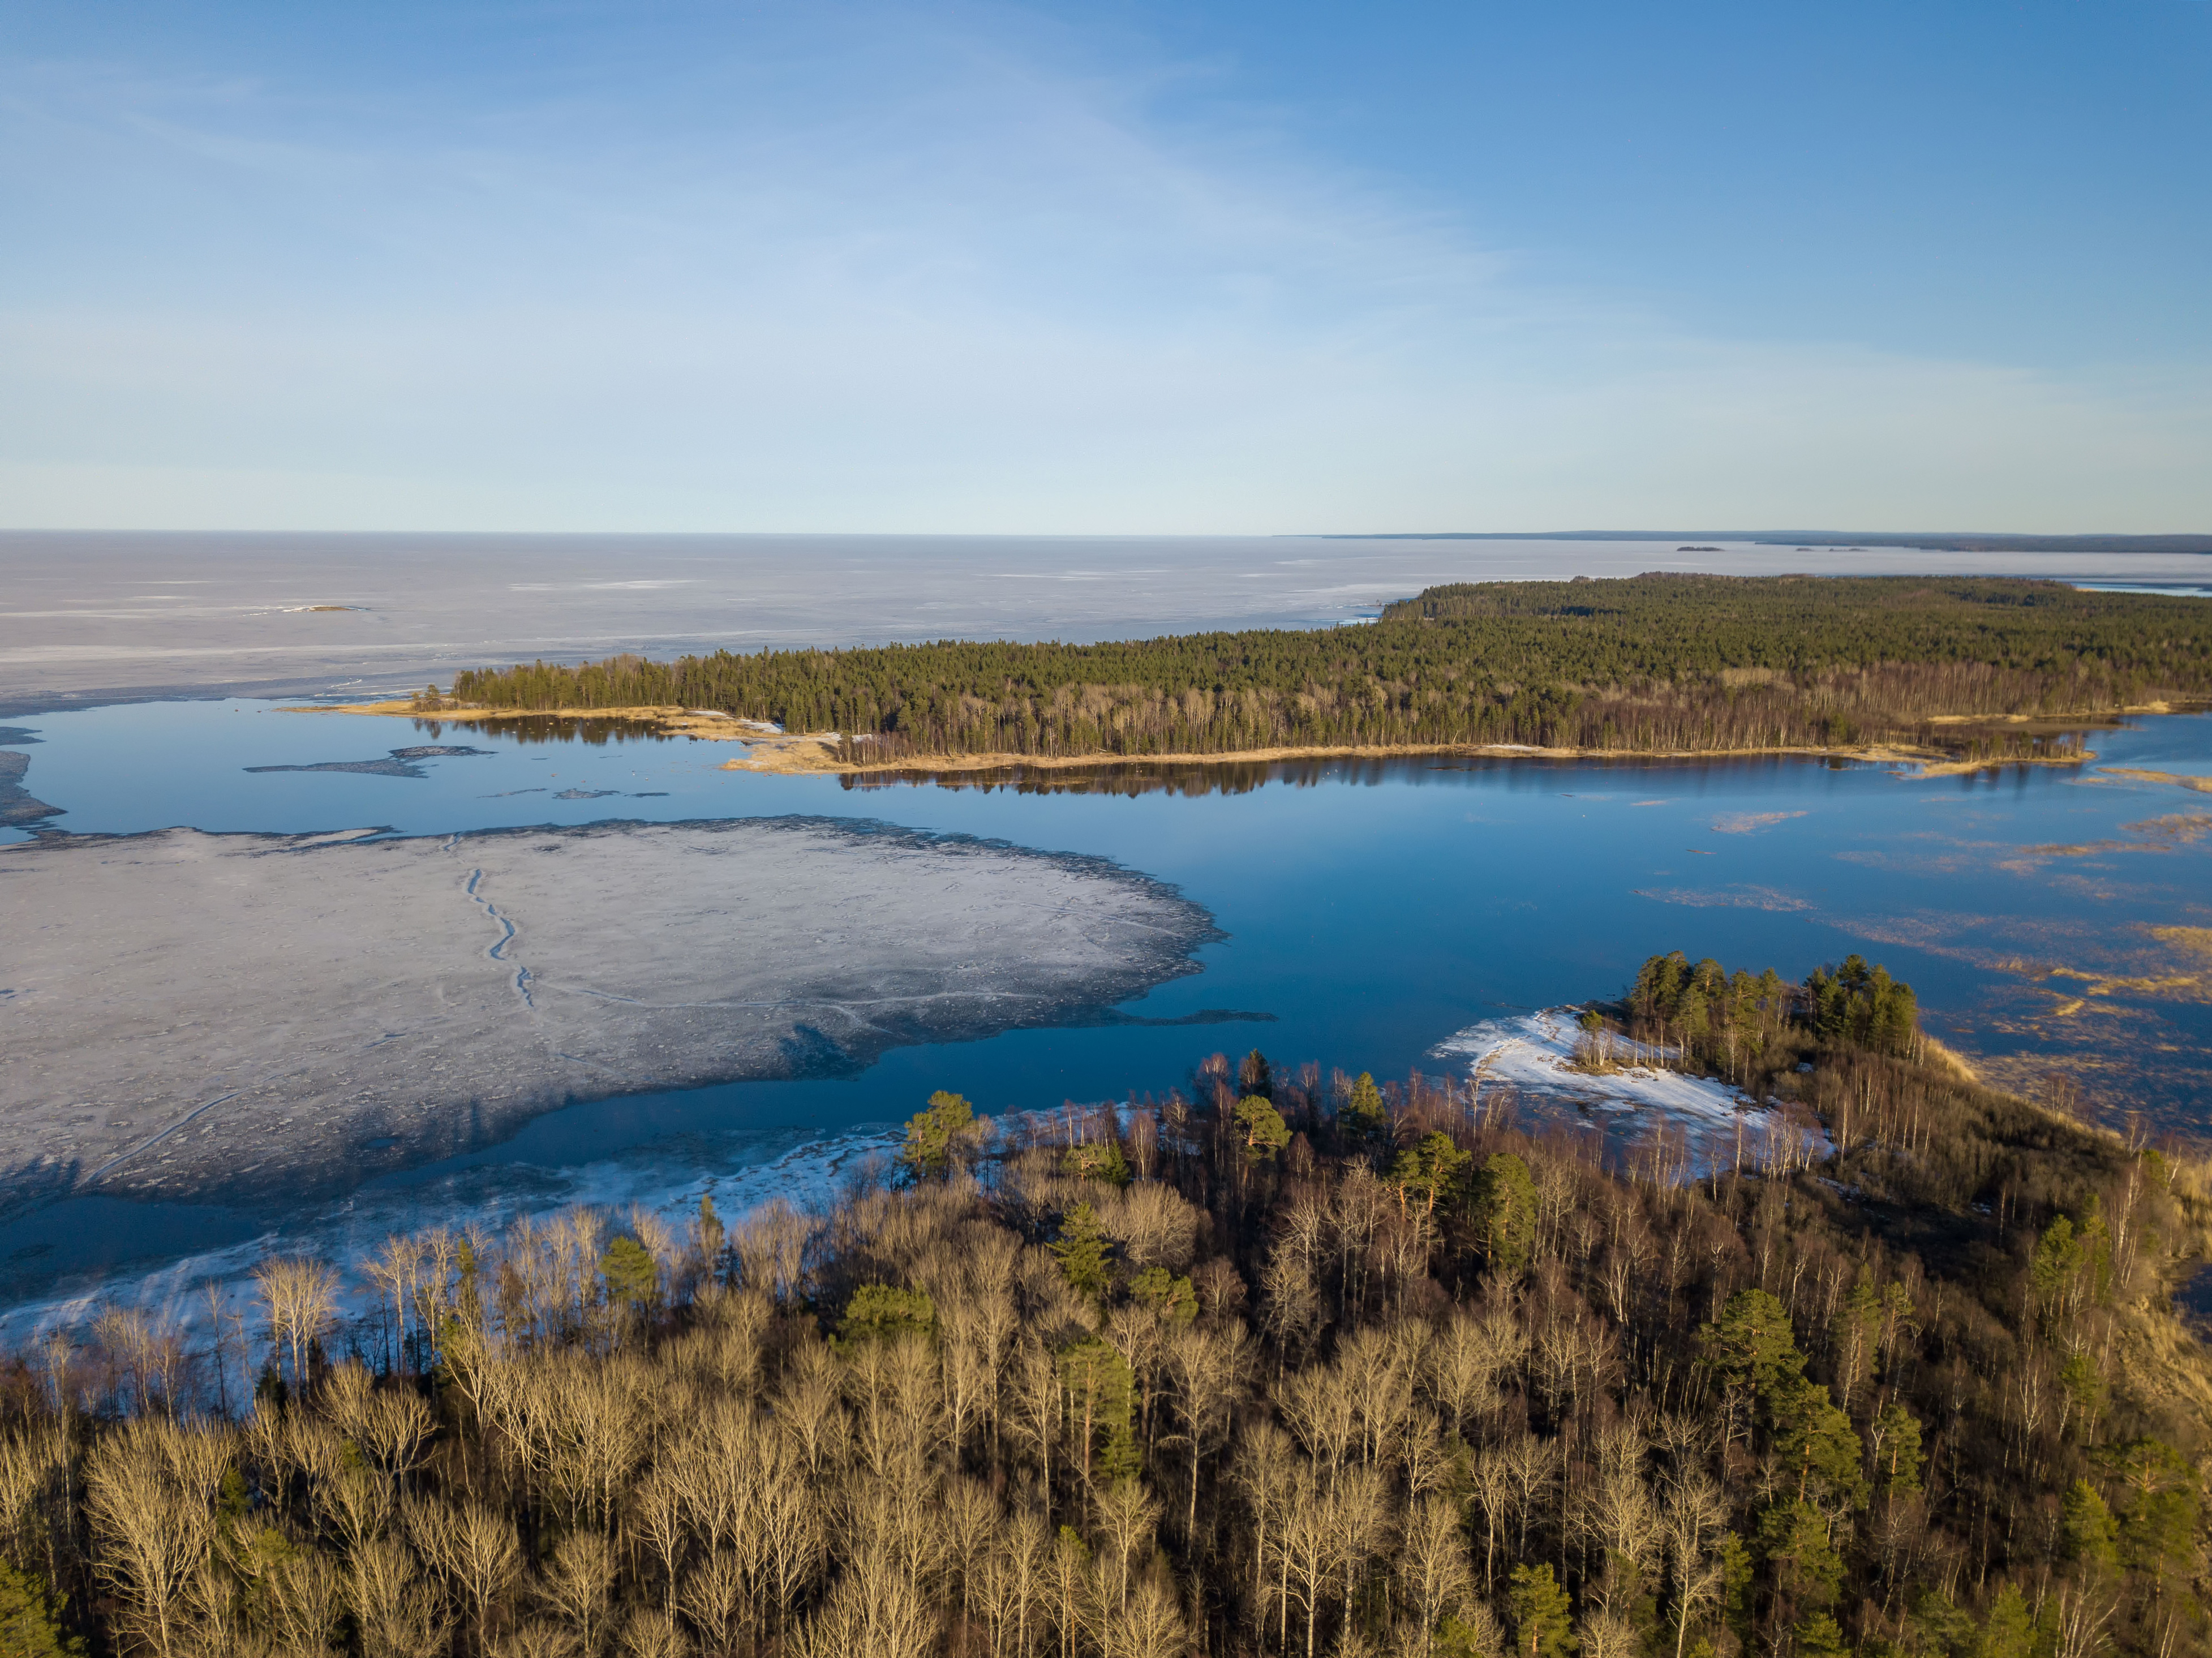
[{"x1": 2, "y1": 0, "x2": 2206, "y2": 532}]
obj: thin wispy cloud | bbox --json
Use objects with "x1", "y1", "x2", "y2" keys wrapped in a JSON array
[{"x1": 0, "y1": 2, "x2": 2204, "y2": 530}]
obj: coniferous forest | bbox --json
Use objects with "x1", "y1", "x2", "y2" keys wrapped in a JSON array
[
  {"x1": 5, "y1": 955, "x2": 2211, "y2": 1658},
  {"x1": 441, "y1": 578, "x2": 2212, "y2": 764}
]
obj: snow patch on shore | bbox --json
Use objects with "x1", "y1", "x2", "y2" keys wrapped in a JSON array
[{"x1": 1431, "y1": 1008, "x2": 1831, "y2": 1176}]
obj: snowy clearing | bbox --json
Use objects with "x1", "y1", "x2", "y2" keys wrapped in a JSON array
[{"x1": 1430, "y1": 1008, "x2": 1831, "y2": 1178}]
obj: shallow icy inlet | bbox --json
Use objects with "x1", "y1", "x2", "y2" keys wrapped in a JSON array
[
  {"x1": 1429, "y1": 1008, "x2": 1831, "y2": 1178},
  {"x1": 0, "y1": 1119, "x2": 903, "y2": 1350},
  {"x1": 0, "y1": 1097, "x2": 1088, "y2": 1351}
]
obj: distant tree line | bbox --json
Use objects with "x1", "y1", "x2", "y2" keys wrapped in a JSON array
[
  {"x1": 3, "y1": 956, "x2": 2210, "y2": 1657},
  {"x1": 440, "y1": 577, "x2": 2212, "y2": 763}
]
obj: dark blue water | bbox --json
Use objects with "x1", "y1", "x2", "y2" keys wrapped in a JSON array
[{"x1": 6, "y1": 699, "x2": 2212, "y2": 1314}]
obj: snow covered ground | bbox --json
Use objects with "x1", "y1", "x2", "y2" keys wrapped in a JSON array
[{"x1": 1430, "y1": 1008, "x2": 1831, "y2": 1178}]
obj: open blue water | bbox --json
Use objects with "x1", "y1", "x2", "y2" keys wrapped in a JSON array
[{"x1": 6, "y1": 699, "x2": 2212, "y2": 1317}]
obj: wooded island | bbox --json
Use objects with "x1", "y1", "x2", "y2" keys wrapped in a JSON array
[{"x1": 438, "y1": 577, "x2": 2212, "y2": 767}]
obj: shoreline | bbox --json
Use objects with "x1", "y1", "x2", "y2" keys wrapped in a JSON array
[
  {"x1": 730, "y1": 738, "x2": 2095, "y2": 779},
  {"x1": 286, "y1": 699, "x2": 779, "y2": 742},
  {"x1": 287, "y1": 698, "x2": 2106, "y2": 779}
]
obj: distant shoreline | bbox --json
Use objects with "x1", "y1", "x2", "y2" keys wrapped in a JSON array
[
  {"x1": 287, "y1": 698, "x2": 2101, "y2": 779},
  {"x1": 724, "y1": 737, "x2": 2094, "y2": 780},
  {"x1": 1320, "y1": 530, "x2": 2212, "y2": 554}
]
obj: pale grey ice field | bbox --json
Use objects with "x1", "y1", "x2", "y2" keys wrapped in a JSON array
[{"x1": 0, "y1": 817, "x2": 1214, "y2": 1209}]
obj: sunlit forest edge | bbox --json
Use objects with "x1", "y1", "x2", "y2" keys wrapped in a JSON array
[{"x1": 434, "y1": 577, "x2": 2212, "y2": 766}]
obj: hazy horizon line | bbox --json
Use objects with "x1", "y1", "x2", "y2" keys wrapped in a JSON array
[{"x1": 2, "y1": 527, "x2": 2207, "y2": 550}]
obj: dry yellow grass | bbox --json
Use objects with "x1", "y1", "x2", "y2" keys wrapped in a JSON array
[
  {"x1": 1923, "y1": 701, "x2": 2171, "y2": 726},
  {"x1": 1911, "y1": 750, "x2": 2097, "y2": 778},
  {"x1": 2151, "y1": 925, "x2": 2212, "y2": 960},
  {"x1": 287, "y1": 699, "x2": 2099, "y2": 781},
  {"x1": 285, "y1": 702, "x2": 772, "y2": 741},
  {"x1": 720, "y1": 736, "x2": 2065, "y2": 779},
  {"x1": 2106, "y1": 768, "x2": 2212, "y2": 794},
  {"x1": 284, "y1": 698, "x2": 427, "y2": 716},
  {"x1": 1919, "y1": 1035, "x2": 1983, "y2": 1084}
]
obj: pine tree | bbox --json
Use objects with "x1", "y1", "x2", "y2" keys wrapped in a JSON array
[
  {"x1": 1795, "y1": 1612, "x2": 1848, "y2": 1658},
  {"x1": 1978, "y1": 1584, "x2": 2033, "y2": 1658},
  {"x1": 836, "y1": 1283, "x2": 938, "y2": 1347},
  {"x1": 1233, "y1": 1097, "x2": 1292, "y2": 1162},
  {"x1": 0, "y1": 1562, "x2": 83, "y2": 1657},
  {"x1": 1059, "y1": 1340, "x2": 1140, "y2": 1487},
  {"x1": 1716, "y1": 1534, "x2": 1753, "y2": 1651},
  {"x1": 600, "y1": 1238, "x2": 658, "y2": 1310},
  {"x1": 1703, "y1": 1290, "x2": 1806, "y2": 1402},
  {"x1": 1756, "y1": 1501, "x2": 1843, "y2": 1612},
  {"x1": 1508, "y1": 1563, "x2": 1577, "y2": 1658},
  {"x1": 1129, "y1": 1268, "x2": 1198, "y2": 1326},
  {"x1": 1474, "y1": 1153, "x2": 1539, "y2": 1272},
  {"x1": 1339, "y1": 1072, "x2": 1390, "y2": 1149},
  {"x1": 1388, "y1": 1132, "x2": 1471, "y2": 1216},
  {"x1": 898, "y1": 1090, "x2": 980, "y2": 1182},
  {"x1": 2061, "y1": 1479, "x2": 2119, "y2": 1573},
  {"x1": 1769, "y1": 1379, "x2": 1867, "y2": 1508},
  {"x1": 2105, "y1": 1438, "x2": 2198, "y2": 1589},
  {"x1": 1871, "y1": 1401, "x2": 1923, "y2": 1494},
  {"x1": 1051, "y1": 1202, "x2": 1113, "y2": 1300},
  {"x1": 695, "y1": 1193, "x2": 725, "y2": 1277},
  {"x1": 1061, "y1": 1141, "x2": 1132, "y2": 1187}
]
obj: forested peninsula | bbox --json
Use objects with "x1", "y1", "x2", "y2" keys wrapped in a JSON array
[
  {"x1": 435, "y1": 577, "x2": 2212, "y2": 770},
  {"x1": 6, "y1": 953, "x2": 2212, "y2": 1658}
]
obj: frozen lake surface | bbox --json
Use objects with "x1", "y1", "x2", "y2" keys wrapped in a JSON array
[
  {"x1": 3, "y1": 817, "x2": 1214, "y2": 1209},
  {"x1": 11, "y1": 530, "x2": 2212, "y2": 708}
]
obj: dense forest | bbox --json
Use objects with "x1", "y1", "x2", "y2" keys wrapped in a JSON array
[
  {"x1": 437, "y1": 577, "x2": 2212, "y2": 764},
  {"x1": 5, "y1": 953, "x2": 2211, "y2": 1658}
]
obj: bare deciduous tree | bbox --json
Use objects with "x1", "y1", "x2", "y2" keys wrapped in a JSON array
[
  {"x1": 254, "y1": 1255, "x2": 341, "y2": 1390},
  {"x1": 1398, "y1": 1496, "x2": 1475, "y2": 1655},
  {"x1": 541, "y1": 1531, "x2": 618, "y2": 1655},
  {"x1": 85, "y1": 1419, "x2": 229, "y2": 1658},
  {"x1": 350, "y1": 1534, "x2": 450, "y2": 1658}
]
